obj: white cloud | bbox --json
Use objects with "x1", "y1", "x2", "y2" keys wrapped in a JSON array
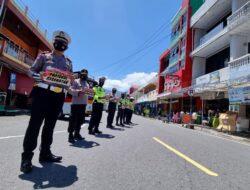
[{"x1": 104, "y1": 72, "x2": 157, "y2": 92}]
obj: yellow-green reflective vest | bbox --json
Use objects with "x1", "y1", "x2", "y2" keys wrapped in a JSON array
[
  {"x1": 128, "y1": 101, "x2": 134, "y2": 111},
  {"x1": 118, "y1": 98, "x2": 126, "y2": 108},
  {"x1": 93, "y1": 86, "x2": 105, "y2": 104}
]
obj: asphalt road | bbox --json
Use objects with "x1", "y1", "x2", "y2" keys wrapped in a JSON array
[{"x1": 0, "y1": 112, "x2": 250, "y2": 190}]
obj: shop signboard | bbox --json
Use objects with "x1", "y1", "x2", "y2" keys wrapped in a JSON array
[
  {"x1": 229, "y1": 87, "x2": 250, "y2": 105},
  {"x1": 196, "y1": 74, "x2": 210, "y2": 85},
  {"x1": 165, "y1": 75, "x2": 180, "y2": 91},
  {"x1": 196, "y1": 68, "x2": 227, "y2": 85},
  {"x1": 8, "y1": 73, "x2": 16, "y2": 91},
  {"x1": 210, "y1": 71, "x2": 220, "y2": 83},
  {"x1": 201, "y1": 92, "x2": 215, "y2": 100}
]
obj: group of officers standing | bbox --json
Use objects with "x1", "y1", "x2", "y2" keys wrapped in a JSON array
[{"x1": 20, "y1": 30, "x2": 135, "y2": 174}]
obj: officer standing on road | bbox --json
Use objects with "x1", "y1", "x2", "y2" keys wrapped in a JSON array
[
  {"x1": 126, "y1": 96, "x2": 135, "y2": 124},
  {"x1": 68, "y1": 69, "x2": 90, "y2": 143},
  {"x1": 123, "y1": 94, "x2": 130, "y2": 125},
  {"x1": 21, "y1": 31, "x2": 73, "y2": 173},
  {"x1": 116, "y1": 93, "x2": 125, "y2": 127},
  {"x1": 88, "y1": 77, "x2": 107, "y2": 135},
  {"x1": 107, "y1": 88, "x2": 118, "y2": 129}
]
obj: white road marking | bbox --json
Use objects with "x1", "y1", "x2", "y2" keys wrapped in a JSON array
[{"x1": 0, "y1": 124, "x2": 89, "y2": 140}]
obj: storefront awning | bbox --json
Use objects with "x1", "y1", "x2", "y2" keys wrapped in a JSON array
[{"x1": 157, "y1": 91, "x2": 183, "y2": 99}]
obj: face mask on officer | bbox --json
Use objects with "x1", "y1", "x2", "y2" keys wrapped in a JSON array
[
  {"x1": 53, "y1": 40, "x2": 68, "y2": 52},
  {"x1": 80, "y1": 74, "x2": 88, "y2": 80},
  {"x1": 99, "y1": 81, "x2": 105, "y2": 87}
]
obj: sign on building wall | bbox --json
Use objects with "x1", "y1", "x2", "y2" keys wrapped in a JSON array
[
  {"x1": 164, "y1": 75, "x2": 180, "y2": 91},
  {"x1": 8, "y1": 73, "x2": 16, "y2": 91},
  {"x1": 196, "y1": 68, "x2": 228, "y2": 85},
  {"x1": 210, "y1": 71, "x2": 220, "y2": 83},
  {"x1": 196, "y1": 74, "x2": 210, "y2": 85},
  {"x1": 229, "y1": 87, "x2": 250, "y2": 105}
]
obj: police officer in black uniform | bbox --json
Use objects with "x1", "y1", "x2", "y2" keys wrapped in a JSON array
[
  {"x1": 20, "y1": 31, "x2": 73, "y2": 173},
  {"x1": 107, "y1": 88, "x2": 118, "y2": 129}
]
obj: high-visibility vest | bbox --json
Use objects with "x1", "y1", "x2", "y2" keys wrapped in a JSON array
[
  {"x1": 118, "y1": 98, "x2": 126, "y2": 109},
  {"x1": 93, "y1": 86, "x2": 105, "y2": 104},
  {"x1": 128, "y1": 101, "x2": 134, "y2": 111},
  {"x1": 124, "y1": 98, "x2": 130, "y2": 108}
]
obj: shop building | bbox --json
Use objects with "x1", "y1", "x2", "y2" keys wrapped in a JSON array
[
  {"x1": 158, "y1": 0, "x2": 204, "y2": 116},
  {"x1": 0, "y1": 0, "x2": 52, "y2": 108},
  {"x1": 191, "y1": 0, "x2": 250, "y2": 130},
  {"x1": 132, "y1": 75, "x2": 158, "y2": 116}
]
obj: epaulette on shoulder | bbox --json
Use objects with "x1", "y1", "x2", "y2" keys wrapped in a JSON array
[{"x1": 65, "y1": 57, "x2": 72, "y2": 63}]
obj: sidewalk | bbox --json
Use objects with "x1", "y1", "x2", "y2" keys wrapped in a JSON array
[
  {"x1": 1, "y1": 107, "x2": 30, "y2": 116},
  {"x1": 148, "y1": 115, "x2": 250, "y2": 144},
  {"x1": 193, "y1": 125, "x2": 250, "y2": 144},
  {"x1": 175, "y1": 122, "x2": 250, "y2": 144}
]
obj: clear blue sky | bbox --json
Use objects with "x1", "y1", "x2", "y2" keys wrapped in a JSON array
[{"x1": 22, "y1": 0, "x2": 181, "y2": 80}]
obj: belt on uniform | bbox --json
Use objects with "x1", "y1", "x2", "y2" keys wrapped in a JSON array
[{"x1": 35, "y1": 83, "x2": 66, "y2": 94}]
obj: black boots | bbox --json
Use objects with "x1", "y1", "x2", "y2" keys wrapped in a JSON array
[
  {"x1": 68, "y1": 133, "x2": 75, "y2": 143},
  {"x1": 74, "y1": 133, "x2": 84, "y2": 140},
  {"x1": 20, "y1": 159, "x2": 32, "y2": 173},
  {"x1": 39, "y1": 153, "x2": 62, "y2": 162}
]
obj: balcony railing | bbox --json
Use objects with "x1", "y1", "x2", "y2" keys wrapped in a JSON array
[
  {"x1": 229, "y1": 54, "x2": 250, "y2": 69},
  {"x1": 228, "y1": 1, "x2": 250, "y2": 30},
  {"x1": 229, "y1": 54, "x2": 250, "y2": 83},
  {"x1": 195, "y1": 67, "x2": 229, "y2": 85},
  {"x1": 1, "y1": 40, "x2": 35, "y2": 66},
  {"x1": 10, "y1": 0, "x2": 49, "y2": 41},
  {"x1": 199, "y1": 22, "x2": 225, "y2": 46}
]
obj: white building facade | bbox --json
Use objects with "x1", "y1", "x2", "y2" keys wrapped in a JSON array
[{"x1": 191, "y1": 0, "x2": 250, "y2": 131}]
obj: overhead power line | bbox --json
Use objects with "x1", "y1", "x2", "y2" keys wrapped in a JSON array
[{"x1": 93, "y1": 20, "x2": 171, "y2": 74}]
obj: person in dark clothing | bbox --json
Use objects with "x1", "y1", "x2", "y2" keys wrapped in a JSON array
[
  {"x1": 107, "y1": 88, "x2": 118, "y2": 129},
  {"x1": 126, "y1": 96, "x2": 135, "y2": 124},
  {"x1": 68, "y1": 69, "x2": 91, "y2": 143},
  {"x1": 88, "y1": 77, "x2": 107, "y2": 135},
  {"x1": 123, "y1": 94, "x2": 130, "y2": 124},
  {"x1": 116, "y1": 93, "x2": 125, "y2": 126},
  {"x1": 21, "y1": 31, "x2": 73, "y2": 173}
]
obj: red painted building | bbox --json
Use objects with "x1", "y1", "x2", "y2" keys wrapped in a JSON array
[
  {"x1": 158, "y1": 0, "x2": 203, "y2": 113},
  {"x1": 0, "y1": 0, "x2": 52, "y2": 108}
]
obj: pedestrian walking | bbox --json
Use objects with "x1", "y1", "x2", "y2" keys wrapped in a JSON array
[
  {"x1": 107, "y1": 88, "x2": 119, "y2": 129},
  {"x1": 116, "y1": 93, "x2": 126, "y2": 126},
  {"x1": 21, "y1": 31, "x2": 73, "y2": 173},
  {"x1": 88, "y1": 77, "x2": 107, "y2": 135},
  {"x1": 68, "y1": 69, "x2": 92, "y2": 143}
]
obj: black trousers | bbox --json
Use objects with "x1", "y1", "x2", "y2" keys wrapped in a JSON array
[
  {"x1": 88, "y1": 102, "x2": 103, "y2": 132},
  {"x1": 22, "y1": 87, "x2": 65, "y2": 160},
  {"x1": 116, "y1": 108, "x2": 124, "y2": 125},
  {"x1": 68, "y1": 104, "x2": 86, "y2": 135},
  {"x1": 123, "y1": 108, "x2": 129, "y2": 123},
  {"x1": 127, "y1": 109, "x2": 133, "y2": 123},
  {"x1": 107, "y1": 102, "x2": 117, "y2": 127}
]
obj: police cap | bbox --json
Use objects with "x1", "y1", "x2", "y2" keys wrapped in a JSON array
[{"x1": 52, "y1": 31, "x2": 71, "y2": 44}]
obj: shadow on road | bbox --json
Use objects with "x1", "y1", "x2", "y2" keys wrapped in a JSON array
[
  {"x1": 95, "y1": 133, "x2": 115, "y2": 139},
  {"x1": 110, "y1": 127, "x2": 125, "y2": 131},
  {"x1": 70, "y1": 139, "x2": 100, "y2": 149},
  {"x1": 130, "y1": 123, "x2": 138, "y2": 126},
  {"x1": 19, "y1": 163, "x2": 78, "y2": 189},
  {"x1": 124, "y1": 126, "x2": 133, "y2": 129}
]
